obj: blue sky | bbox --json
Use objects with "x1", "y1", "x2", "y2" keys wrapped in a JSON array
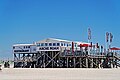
[{"x1": 0, "y1": 0, "x2": 120, "y2": 59}]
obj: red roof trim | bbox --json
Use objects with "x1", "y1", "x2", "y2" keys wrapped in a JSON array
[{"x1": 110, "y1": 47, "x2": 120, "y2": 50}]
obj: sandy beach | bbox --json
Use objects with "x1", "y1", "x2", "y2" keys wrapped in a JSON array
[{"x1": 0, "y1": 67, "x2": 120, "y2": 80}]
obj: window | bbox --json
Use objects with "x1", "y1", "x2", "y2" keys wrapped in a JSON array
[
  {"x1": 74, "y1": 44, "x2": 77, "y2": 47},
  {"x1": 67, "y1": 44, "x2": 69, "y2": 47},
  {"x1": 45, "y1": 43, "x2": 48, "y2": 46},
  {"x1": 13, "y1": 47, "x2": 15, "y2": 49},
  {"x1": 57, "y1": 43, "x2": 60, "y2": 46},
  {"x1": 64, "y1": 43, "x2": 66, "y2": 46},
  {"x1": 41, "y1": 43, "x2": 44, "y2": 46},
  {"x1": 49, "y1": 43, "x2": 52, "y2": 46},
  {"x1": 24, "y1": 46, "x2": 25, "y2": 49},
  {"x1": 28, "y1": 46, "x2": 30, "y2": 48},
  {"x1": 53, "y1": 43, "x2": 56, "y2": 46},
  {"x1": 39, "y1": 43, "x2": 41, "y2": 46},
  {"x1": 37, "y1": 44, "x2": 39, "y2": 46},
  {"x1": 61, "y1": 43, "x2": 63, "y2": 46},
  {"x1": 69, "y1": 44, "x2": 71, "y2": 46}
]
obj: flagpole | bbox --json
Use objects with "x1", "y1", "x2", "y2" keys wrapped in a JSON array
[
  {"x1": 106, "y1": 38, "x2": 108, "y2": 52},
  {"x1": 109, "y1": 42, "x2": 111, "y2": 52},
  {"x1": 106, "y1": 32, "x2": 109, "y2": 53},
  {"x1": 105, "y1": 32, "x2": 107, "y2": 53},
  {"x1": 108, "y1": 33, "x2": 110, "y2": 52},
  {"x1": 88, "y1": 39, "x2": 90, "y2": 55},
  {"x1": 108, "y1": 41, "x2": 109, "y2": 52},
  {"x1": 109, "y1": 33, "x2": 113, "y2": 52},
  {"x1": 88, "y1": 28, "x2": 91, "y2": 55}
]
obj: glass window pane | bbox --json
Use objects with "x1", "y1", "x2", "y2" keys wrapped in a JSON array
[
  {"x1": 49, "y1": 43, "x2": 52, "y2": 46},
  {"x1": 61, "y1": 43, "x2": 63, "y2": 46},
  {"x1": 67, "y1": 44, "x2": 68, "y2": 46},
  {"x1": 53, "y1": 43, "x2": 56, "y2": 46},
  {"x1": 69, "y1": 44, "x2": 71, "y2": 46},
  {"x1": 64, "y1": 43, "x2": 66, "y2": 46},
  {"x1": 41, "y1": 43, "x2": 44, "y2": 46},
  {"x1": 57, "y1": 43, "x2": 60, "y2": 46},
  {"x1": 37, "y1": 43, "x2": 39, "y2": 46},
  {"x1": 45, "y1": 43, "x2": 48, "y2": 46},
  {"x1": 13, "y1": 47, "x2": 15, "y2": 49}
]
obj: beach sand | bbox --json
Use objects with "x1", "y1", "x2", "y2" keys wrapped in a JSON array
[{"x1": 0, "y1": 67, "x2": 120, "y2": 80}]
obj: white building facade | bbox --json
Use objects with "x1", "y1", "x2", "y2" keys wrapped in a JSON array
[
  {"x1": 13, "y1": 44, "x2": 36, "y2": 54},
  {"x1": 13, "y1": 38, "x2": 91, "y2": 68}
]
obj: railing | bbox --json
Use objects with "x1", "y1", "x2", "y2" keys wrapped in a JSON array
[{"x1": 60, "y1": 50, "x2": 106, "y2": 57}]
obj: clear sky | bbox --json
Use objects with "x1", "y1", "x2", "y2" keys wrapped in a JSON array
[{"x1": 0, "y1": 0, "x2": 120, "y2": 59}]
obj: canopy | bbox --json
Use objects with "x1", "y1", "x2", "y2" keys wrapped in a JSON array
[
  {"x1": 80, "y1": 44, "x2": 92, "y2": 47},
  {"x1": 110, "y1": 47, "x2": 120, "y2": 50}
]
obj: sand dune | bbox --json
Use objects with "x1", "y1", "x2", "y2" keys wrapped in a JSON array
[{"x1": 0, "y1": 68, "x2": 120, "y2": 80}]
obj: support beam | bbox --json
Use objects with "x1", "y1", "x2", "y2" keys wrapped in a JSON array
[
  {"x1": 67, "y1": 57, "x2": 68, "y2": 68},
  {"x1": 86, "y1": 58, "x2": 88, "y2": 68},
  {"x1": 90, "y1": 58, "x2": 93, "y2": 68},
  {"x1": 79, "y1": 58, "x2": 82, "y2": 68},
  {"x1": 74, "y1": 57, "x2": 76, "y2": 68}
]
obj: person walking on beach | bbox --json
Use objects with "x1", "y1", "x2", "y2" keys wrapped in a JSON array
[{"x1": 0, "y1": 65, "x2": 2, "y2": 70}]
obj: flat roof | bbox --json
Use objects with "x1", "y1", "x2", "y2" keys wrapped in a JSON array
[{"x1": 13, "y1": 44, "x2": 35, "y2": 46}]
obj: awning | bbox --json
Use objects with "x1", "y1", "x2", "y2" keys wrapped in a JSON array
[
  {"x1": 80, "y1": 44, "x2": 92, "y2": 47},
  {"x1": 110, "y1": 47, "x2": 120, "y2": 50}
]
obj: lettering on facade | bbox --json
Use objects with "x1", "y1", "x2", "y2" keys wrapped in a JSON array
[
  {"x1": 39, "y1": 47, "x2": 59, "y2": 51},
  {"x1": 14, "y1": 50, "x2": 29, "y2": 52}
]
